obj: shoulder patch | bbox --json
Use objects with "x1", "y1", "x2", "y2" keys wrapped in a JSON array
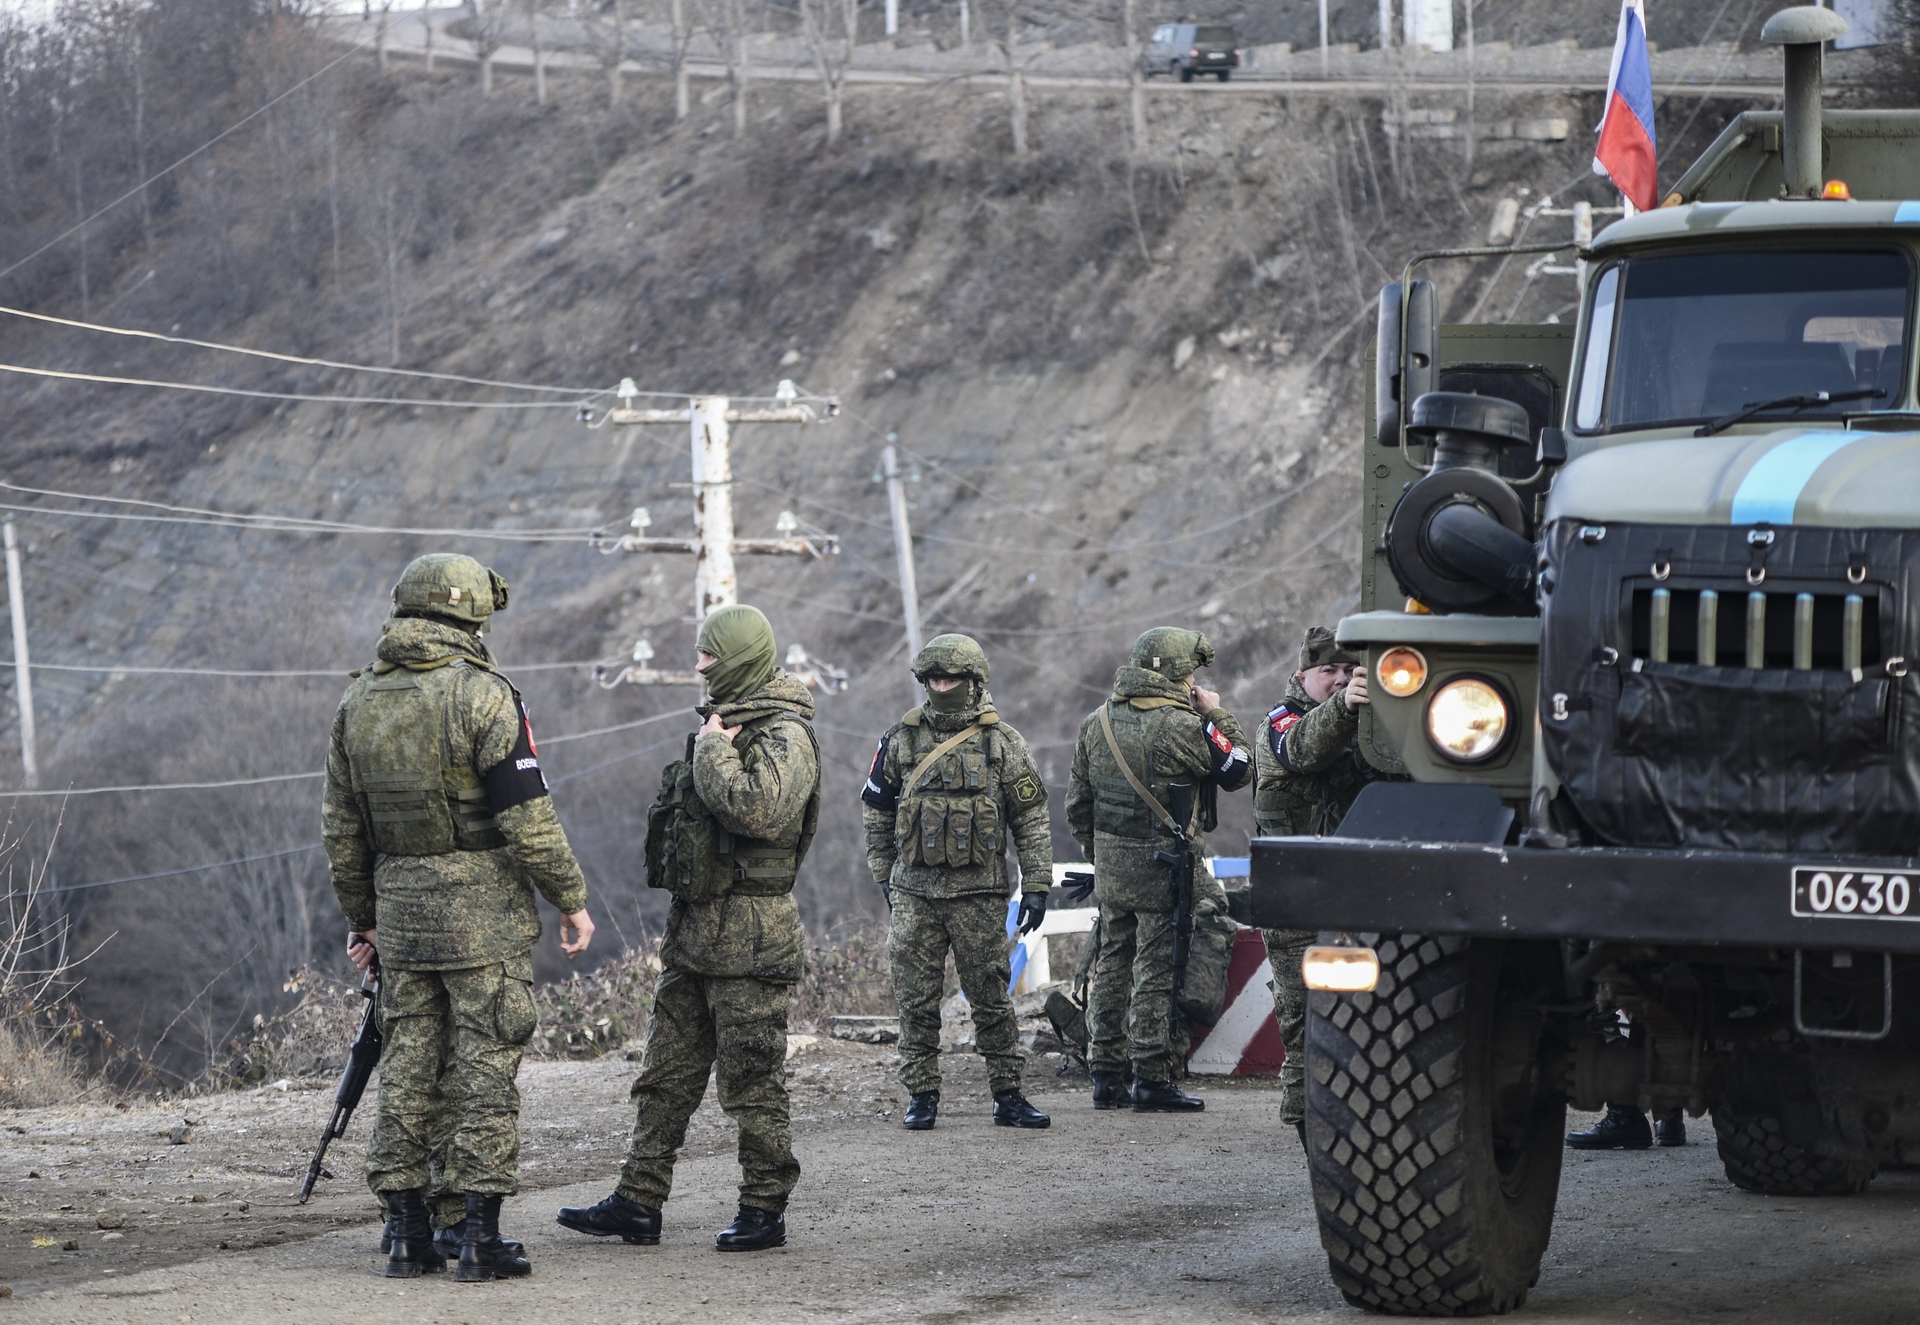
[
  {"x1": 1270, "y1": 708, "x2": 1304, "y2": 736},
  {"x1": 1007, "y1": 772, "x2": 1047, "y2": 811},
  {"x1": 1207, "y1": 723, "x2": 1234, "y2": 756}
]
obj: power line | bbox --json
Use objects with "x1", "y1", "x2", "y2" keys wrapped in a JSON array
[
  {"x1": 0, "y1": 479, "x2": 596, "y2": 538},
  {"x1": 0, "y1": 500, "x2": 596, "y2": 542},
  {"x1": 11, "y1": 844, "x2": 324, "y2": 899},
  {"x1": 0, "y1": 36, "x2": 376, "y2": 283},
  {"x1": 0, "y1": 360, "x2": 590, "y2": 410},
  {"x1": 0, "y1": 658, "x2": 619, "y2": 678},
  {"x1": 0, "y1": 303, "x2": 617, "y2": 399}
]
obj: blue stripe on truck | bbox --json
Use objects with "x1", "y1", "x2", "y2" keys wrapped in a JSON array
[{"x1": 1728, "y1": 432, "x2": 1863, "y2": 526}]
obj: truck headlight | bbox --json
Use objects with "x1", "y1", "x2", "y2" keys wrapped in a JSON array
[
  {"x1": 1377, "y1": 647, "x2": 1428, "y2": 697},
  {"x1": 1425, "y1": 676, "x2": 1511, "y2": 762}
]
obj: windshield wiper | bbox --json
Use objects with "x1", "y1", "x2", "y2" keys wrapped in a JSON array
[{"x1": 1694, "y1": 388, "x2": 1884, "y2": 438}]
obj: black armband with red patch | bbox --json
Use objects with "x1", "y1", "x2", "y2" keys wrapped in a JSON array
[{"x1": 485, "y1": 694, "x2": 551, "y2": 812}]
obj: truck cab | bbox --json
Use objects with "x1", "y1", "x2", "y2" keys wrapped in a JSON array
[{"x1": 1249, "y1": 8, "x2": 1920, "y2": 1315}]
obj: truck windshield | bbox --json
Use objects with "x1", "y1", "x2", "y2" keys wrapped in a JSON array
[{"x1": 1573, "y1": 249, "x2": 1912, "y2": 433}]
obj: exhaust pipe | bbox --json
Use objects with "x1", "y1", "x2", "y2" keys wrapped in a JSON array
[{"x1": 1761, "y1": 6, "x2": 1849, "y2": 199}]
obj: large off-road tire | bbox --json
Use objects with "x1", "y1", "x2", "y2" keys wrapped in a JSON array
[
  {"x1": 1711, "y1": 1109, "x2": 1875, "y2": 1196},
  {"x1": 1304, "y1": 936, "x2": 1565, "y2": 1316}
]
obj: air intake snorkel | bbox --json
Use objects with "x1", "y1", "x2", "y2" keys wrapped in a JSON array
[{"x1": 1384, "y1": 392, "x2": 1539, "y2": 614}]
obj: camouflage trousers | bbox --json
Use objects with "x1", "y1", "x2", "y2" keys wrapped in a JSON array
[
  {"x1": 1263, "y1": 928, "x2": 1314, "y2": 1126},
  {"x1": 887, "y1": 890, "x2": 1024, "y2": 1096},
  {"x1": 1085, "y1": 903, "x2": 1181, "y2": 1083},
  {"x1": 618, "y1": 968, "x2": 799, "y2": 1214},
  {"x1": 366, "y1": 959, "x2": 536, "y2": 1197}
]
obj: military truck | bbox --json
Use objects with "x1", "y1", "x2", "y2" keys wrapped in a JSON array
[{"x1": 1248, "y1": 7, "x2": 1920, "y2": 1315}]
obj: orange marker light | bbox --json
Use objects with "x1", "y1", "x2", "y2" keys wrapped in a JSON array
[
  {"x1": 1378, "y1": 647, "x2": 1429, "y2": 698},
  {"x1": 1822, "y1": 180, "x2": 1852, "y2": 201}
]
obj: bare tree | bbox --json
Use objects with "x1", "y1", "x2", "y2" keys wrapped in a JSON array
[
  {"x1": 467, "y1": 0, "x2": 510, "y2": 94},
  {"x1": 1119, "y1": 0, "x2": 1143, "y2": 153},
  {"x1": 526, "y1": 0, "x2": 546, "y2": 103},
  {"x1": 995, "y1": 0, "x2": 1028, "y2": 156},
  {"x1": 668, "y1": 0, "x2": 693, "y2": 118},
  {"x1": 375, "y1": 0, "x2": 393, "y2": 73},
  {"x1": 797, "y1": 0, "x2": 856, "y2": 145},
  {"x1": 581, "y1": 0, "x2": 629, "y2": 107},
  {"x1": 354, "y1": 149, "x2": 422, "y2": 364},
  {"x1": 422, "y1": 0, "x2": 435, "y2": 74}
]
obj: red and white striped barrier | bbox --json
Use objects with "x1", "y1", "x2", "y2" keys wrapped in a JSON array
[{"x1": 1186, "y1": 928, "x2": 1286, "y2": 1076}]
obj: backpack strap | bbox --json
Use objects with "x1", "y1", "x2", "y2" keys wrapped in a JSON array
[{"x1": 905, "y1": 722, "x2": 985, "y2": 795}]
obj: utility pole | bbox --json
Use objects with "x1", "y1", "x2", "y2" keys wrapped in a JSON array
[
  {"x1": 882, "y1": 440, "x2": 923, "y2": 660},
  {"x1": 595, "y1": 386, "x2": 847, "y2": 691},
  {"x1": 1319, "y1": 0, "x2": 1329, "y2": 75},
  {"x1": 4, "y1": 517, "x2": 37, "y2": 789},
  {"x1": 885, "y1": 0, "x2": 896, "y2": 35}
]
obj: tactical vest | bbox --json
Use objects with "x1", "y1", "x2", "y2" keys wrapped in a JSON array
[
  {"x1": 1089, "y1": 700, "x2": 1184, "y2": 839},
  {"x1": 892, "y1": 715, "x2": 1004, "y2": 868},
  {"x1": 645, "y1": 713, "x2": 821, "y2": 905},
  {"x1": 343, "y1": 659, "x2": 507, "y2": 857}
]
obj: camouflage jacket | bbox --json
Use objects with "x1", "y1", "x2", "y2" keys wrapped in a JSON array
[
  {"x1": 661, "y1": 671, "x2": 819, "y2": 982},
  {"x1": 1065, "y1": 665, "x2": 1252, "y2": 912},
  {"x1": 323, "y1": 617, "x2": 589, "y2": 970},
  {"x1": 1253, "y1": 674, "x2": 1385, "y2": 837},
  {"x1": 859, "y1": 690, "x2": 1053, "y2": 900}
]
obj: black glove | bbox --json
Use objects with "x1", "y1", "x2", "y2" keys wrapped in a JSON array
[
  {"x1": 1060, "y1": 871, "x2": 1096, "y2": 905},
  {"x1": 1017, "y1": 891, "x2": 1047, "y2": 935},
  {"x1": 1224, "y1": 887, "x2": 1253, "y2": 925}
]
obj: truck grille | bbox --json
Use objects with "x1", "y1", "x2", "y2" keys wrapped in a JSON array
[{"x1": 1629, "y1": 587, "x2": 1884, "y2": 672}]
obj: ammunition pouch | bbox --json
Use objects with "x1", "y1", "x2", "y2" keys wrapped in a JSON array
[
  {"x1": 892, "y1": 727, "x2": 1005, "y2": 867},
  {"x1": 644, "y1": 717, "x2": 816, "y2": 903}
]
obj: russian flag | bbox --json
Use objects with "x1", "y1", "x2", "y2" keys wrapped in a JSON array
[{"x1": 1594, "y1": 0, "x2": 1657, "y2": 213}]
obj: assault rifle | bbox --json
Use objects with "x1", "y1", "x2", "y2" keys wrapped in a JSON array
[
  {"x1": 298, "y1": 942, "x2": 382, "y2": 1204},
  {"x1": 1154, "y1": 781, "x2": 1198, "y2": 1015}
]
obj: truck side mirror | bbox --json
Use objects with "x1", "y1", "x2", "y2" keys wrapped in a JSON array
[
  {"x1": 1375, "y1": 280, "x2": 1438, "y2": 447},
  {"x1": 1537, "y1": 427, "x2": 1569, "y2": 467},
  {"x1": 1375, "y1": 283, "x2": 1403, "y2": 446}
]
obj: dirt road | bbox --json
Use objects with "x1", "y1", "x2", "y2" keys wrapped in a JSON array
[{"x1": 4, "y1": 1042, "x2": 1918, "y2": 1323}]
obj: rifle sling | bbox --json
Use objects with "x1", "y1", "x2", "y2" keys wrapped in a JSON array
[
  {"x1": 1097, "y1": 704, "x2": 1187, "y2": 834},
  {"x1": 904, "y1": 721, "x2": 986, "y2": 795}
]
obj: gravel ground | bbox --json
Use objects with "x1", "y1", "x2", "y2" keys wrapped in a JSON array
[{"x1": 3, "y1": 1040, "x2": 1918, "y2": 1323}]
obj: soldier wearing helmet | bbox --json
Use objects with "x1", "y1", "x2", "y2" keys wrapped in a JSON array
[
  {"x1": 1066, "y1": 627, "x2": 1251, "y2": 1112},
  {"x1": 860, "y1": 634, "x2": 1055, "y2": 1132},
  {"x1": 324, "y1": 553, "x2": 594, "y2": 1282}
]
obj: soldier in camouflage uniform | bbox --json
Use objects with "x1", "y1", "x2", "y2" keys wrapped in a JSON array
[
  {"x1": 1253, "y1": 625, "x2": 1380, "y2": 1140},
  {"x1": 860, "y1": 634, "x2": 1054, "y2": 1132},
  {"x1": 559, "y1": 604, "x2": 819, "y2": 1254},
  {"x1": 1066, "y1": 628, "x2": 1252, "y2": 1112},
  {"x1": 325, "y1": 553, "x2": 595, "y2": 1282}
]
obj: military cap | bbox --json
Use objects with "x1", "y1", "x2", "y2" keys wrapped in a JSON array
[
  {"x1": 1130, "y1": 627, "x2": 1215, "y2": 680},
  {"x1": 391, "y1": 553, "x2": 508, "y2": 626},
  {"x1": 911, "y1": 633, "x2": 990, "y2": 684},
  {"x1": 1298, "y1": 625, "x2": 1363, "y2": 673}
]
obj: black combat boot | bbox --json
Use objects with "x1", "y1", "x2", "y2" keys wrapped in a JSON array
[
  {"x1": 1132, "y1": 1078, "x2": 1205, "y2": 1112},
  {"x1": 993, "y1": 1089, "x2": 1051, "y2": 1129},
  {"x1": 1090, "y1": 1071, "x2": 1128, "y2": 1110},
  {"x1": 554, "y1": 1191, "x2": 662, "y2": 1245},
  {"x1": 434, "y1": 1218, "x2": 525, "y2": 1260},
  {"x1": 456, "y1": 1194, "x2": 532, "y2": 1282},
  {"x1": 1566, "y1": 1105, "x2": 1653, "y2": 1150},
  {"x1": 715, "y1": 1205, "x2": 786, "y2": 1252},
  {"x1": 382, "y1": 1188, "x2": 446, "y2": 1278},
  {"x1": 380, "y1": 1215, "x2": 397, "y2": 1255},
  {"x1": 1655, "y1": 1110, "x2": 1687, "y2": 1147},
  {"x1": 902, "y1": 1091, "x2": 940, "y2": 1130}
]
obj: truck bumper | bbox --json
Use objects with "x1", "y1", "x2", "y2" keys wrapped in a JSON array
[{"x1": 1249, "y1": 836, "x2": 1920, "y2": 954}]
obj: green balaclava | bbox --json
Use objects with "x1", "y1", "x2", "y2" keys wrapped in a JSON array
[
  {"x1": 696, "y1": 604, "x2": 779, "y2": 704},
  {"x1": 911, "y1": 633, "x2": 990, "y2": 714},
  {"x1": 1298, "y1": 625, "x2": 1364, "y2": 674},
  {"x1": 1129, "y1": 627, "x2": 1215, "y2": 681}
]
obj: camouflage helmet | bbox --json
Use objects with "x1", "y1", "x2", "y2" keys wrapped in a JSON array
[
  {"x1": 1298, "y1": 625, "x2": 1363, "y2": 673},
  {"x1": 390, "y1": 553, "x2": 509, "y2": 627},
  {"x1": 911, "y1": 633, "x2": 990, "y2": 684},
  {"x1": 1130, "y1": 627, "x2": 1215, "y2": 680}
]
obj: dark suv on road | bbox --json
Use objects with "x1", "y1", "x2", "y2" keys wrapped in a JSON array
[{"x1": 1142, "y1": 23, "x2": 1239, "y2": 82}]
